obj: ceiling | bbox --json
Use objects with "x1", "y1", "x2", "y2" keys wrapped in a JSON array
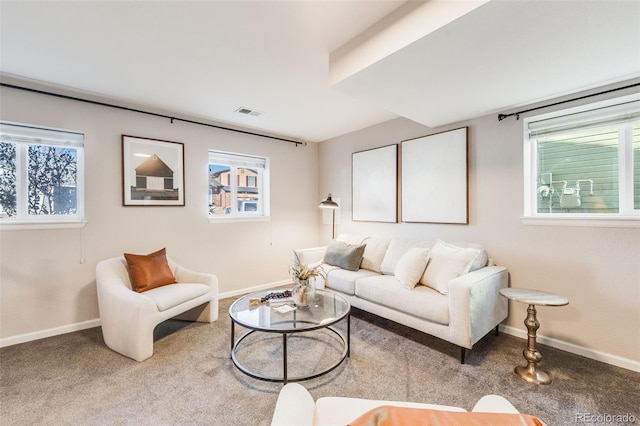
[{"x1": 1, "y1": 1, "x2": 639, "y2": 143}]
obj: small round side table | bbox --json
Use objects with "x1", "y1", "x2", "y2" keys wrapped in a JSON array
[{"x1": 500, "y1": 288, "x2": 569, "y2": 385}]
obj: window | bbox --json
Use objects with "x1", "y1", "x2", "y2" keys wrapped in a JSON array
[
  {"x1": 523, "y1": 94, "x2": 640, "y2": 226},
  {"x1": 0, "y1": 122, "x2": 85, "y2": 227},
  {"x1": 208, "y1": 150, "x2": 269, "y2": 219}
]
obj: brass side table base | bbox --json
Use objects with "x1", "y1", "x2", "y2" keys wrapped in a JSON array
[
  {"x1": 515, "y1": 365, "x2": 551, "y2": 385},
  {"x1": 499, "y1": 288, "x2": 569, "y2": 386},
  {"x1": 517, "y1": 303, "x2": 552, "y2": 385}
]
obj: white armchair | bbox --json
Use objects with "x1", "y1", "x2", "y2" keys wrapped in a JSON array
[{"x1": 96, "y1": 256, "x2": 218, "y2": 361}]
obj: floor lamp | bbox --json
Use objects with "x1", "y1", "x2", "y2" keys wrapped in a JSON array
[{"x1": 319, "y1": 193, "x2": 339, "y2": 239}]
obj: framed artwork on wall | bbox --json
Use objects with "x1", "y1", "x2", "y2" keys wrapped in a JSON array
[
  {"x1": 352, "y1": 144, "x2": 398, "y2": 222},
  {"x1": 400, "y1": 127, "x2": 468, "y2": 224},
  {"x1": 122, "y1": 135, "x2": 185, "y2": 206}
]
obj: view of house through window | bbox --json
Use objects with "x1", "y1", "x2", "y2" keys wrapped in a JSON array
[
  {"x1": 524, "y1": 95, "x2": 640, "y2": 220},
  {"x1": 0, "y1": 122, "x2": 84, "y2": 222},
  {"x1": 208, "y1": 150, "x2": 269, "y2": 218}
]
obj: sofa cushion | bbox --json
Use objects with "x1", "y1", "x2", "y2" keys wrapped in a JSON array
[
  {"x1": 323, "y1": 241, "x2": 366, "y2": 272},
  {"x1": 142, "y1": 283, "x2": 209, "y2": 312},
  {"x1": 124, "y1": 248, "x2": 177, "y2": 293},
  {"x1": 394, "y1": 247, "x2": 430, "y2": 290},
  {"x1": 325, "y1": 267, "x2": 378, "y2": 295},
  {"x1": 380, "y1": 239, "x2": 430, "y2": 275},
  {"x1": 420, "y1": 240, "x2": 481, "y2": 294},
  {"x1": 355, "y1": 275, "x2": 449, "y2": 325},
  {"x1": 360, "y1": 237, "x2": 390, "y2": 273}
]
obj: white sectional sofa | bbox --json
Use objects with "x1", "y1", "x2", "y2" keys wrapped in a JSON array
[
  {"x1": 295, "y1": 234, "x2": 509, "y2": 363},
  {"x1": 271, "y1": 383, "x2": 545, "y2": 426}
]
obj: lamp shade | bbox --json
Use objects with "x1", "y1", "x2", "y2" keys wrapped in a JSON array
[{"x1": 319, "y1": 193, "x2": 339, "y2": 209}]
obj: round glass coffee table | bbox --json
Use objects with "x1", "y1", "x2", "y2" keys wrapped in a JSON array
[{"x1": 229, "y1": 288, "x2": 350, "y2": 384}]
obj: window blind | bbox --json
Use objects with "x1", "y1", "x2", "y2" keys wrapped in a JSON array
[
  {"x1": 0, "y1": 122, "x2": 84, "y2": 147},
  {"x1": 208, "y1": 150, "x2": 266, "y2": 169},
  {"x1": 528, "y1": 98, "x2": 640, "y2": 138}
]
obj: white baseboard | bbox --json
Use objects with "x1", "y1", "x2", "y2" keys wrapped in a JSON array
[
  {"x1": 0, "y1": 318, "x2": 101, "y2": 348},
  {"x1": 0, "y1": 279, "x2": 291, "y2": 348},
  {"x1": 218, "y1": 279, "x2": 291, "y2": 299},
  {"x1": 3, "y1": 285, "x2": 638, "y2": 374},
  {"x1": 499, "y1": 325, "x2": 640, "y2": 373}
]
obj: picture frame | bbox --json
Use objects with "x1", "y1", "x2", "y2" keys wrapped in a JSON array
[
  {"x1": 352, "y1": 144, "x2": 398, "y2": 222},
  {"x1": 400, "y1": 127, "x2": 468, "y2": 224},
  {"x1": 122, "y1": 135, "x2": 185, "y2": 206}
]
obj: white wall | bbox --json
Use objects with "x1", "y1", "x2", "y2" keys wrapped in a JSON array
[
  {"x1": 319, "y1": 84, "x2": 640, "y2": 369},
  {"x1": 2, "y1": 78, "x2": 639, "y2": 371},
  {"x1": 0, "y1": 82, "x2": 320, "y2": 342}
]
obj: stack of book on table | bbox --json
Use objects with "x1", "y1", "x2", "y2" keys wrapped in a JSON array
[{"x1": 265, "y1": 290, "x2": 296, "y2": 311}]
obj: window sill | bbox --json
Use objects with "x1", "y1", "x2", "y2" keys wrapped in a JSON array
[
  {"x1": 0, "y1": 220, "x2": 88, "y2": 231},
  {"x1": 208, "y1": 216, "x2": 271, "y2": 224},
  {"x1": 521, "y1": 215, "x2": 640, "y2": 228}
]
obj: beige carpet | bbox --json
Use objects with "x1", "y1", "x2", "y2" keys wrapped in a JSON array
[{"x1": 1, "y1": 295, "x2": 639, "y2": 425}]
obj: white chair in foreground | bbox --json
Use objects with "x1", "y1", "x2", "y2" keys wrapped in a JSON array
[
  {"x1": 271, "y1": 383, "x2": 547, "y2": 426},
  {"x1": 96, "y1": 255, "x2": 218, "y2": 361}
]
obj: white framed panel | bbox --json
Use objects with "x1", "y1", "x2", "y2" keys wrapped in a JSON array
[
  {"x1": 401, "y1": 127, "x2": 468, "y2": 224},
  {"x1": 352, "y1": 145, "x2": 397, "y2": 222}
]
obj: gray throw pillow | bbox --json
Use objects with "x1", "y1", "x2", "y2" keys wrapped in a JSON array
[{"x1": 323, "y1": 241, "x2": 366, "y2": 272}]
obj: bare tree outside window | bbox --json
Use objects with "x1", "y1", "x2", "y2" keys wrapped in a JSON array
[
  {"x1": 0, "y1": 123, "x2": 84, "y2": 224},
  {"x1": 27, "y1": 145, "x2": 78, "y2": 215},
  {"x1": 0, "y1": 141, "x2": 80, "y2": 219},
  {"x1": 0, "y1": 141, "x2": 17, "y2": 217}
]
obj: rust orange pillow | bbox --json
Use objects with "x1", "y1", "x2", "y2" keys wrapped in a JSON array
[
  {"x1": 348, "y1": 405, "x2": 545, "y2": 426},
  {"x1": 124, "y1": 248, "x2": 176, "y2": 293}
]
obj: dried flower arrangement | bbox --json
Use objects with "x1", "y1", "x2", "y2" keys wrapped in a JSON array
[{"x1": 289, "y1": 251, "x2": 326, "y2": 282}]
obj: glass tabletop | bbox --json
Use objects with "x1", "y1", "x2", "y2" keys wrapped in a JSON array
[{"x1": 229, "y1": 288, "x2": 350, "y2": 332}]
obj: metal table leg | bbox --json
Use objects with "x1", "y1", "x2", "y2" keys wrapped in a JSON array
[{"x1": 283, "y1": 333, "x2": 288, "y2": 385}]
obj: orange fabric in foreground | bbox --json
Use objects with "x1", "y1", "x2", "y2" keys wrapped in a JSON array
[{"x1": 348, "y1": 405, "x2": 544, "y2": 426}]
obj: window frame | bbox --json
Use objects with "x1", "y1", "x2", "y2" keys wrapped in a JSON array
[
  {"x1": 522, "y1": 94, "x2": 640, "y2": 228},
  {"x1": 207, "y1": 150, "x2": 270, "y2": 222},
  {"x1": 0, "y1": 122, "x2": 86, "y2": 230}
]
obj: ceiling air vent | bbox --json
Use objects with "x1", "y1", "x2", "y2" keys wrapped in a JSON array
[{"x1": 235, "y1": 107, "x2": 262, "y2": 117}]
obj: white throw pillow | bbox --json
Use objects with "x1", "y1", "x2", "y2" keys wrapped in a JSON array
[
  {"x1": 394, "y1": 248, "x2": 430, "y2": 290},
  {"x1": 420, "y1": 240, "x2": 481, "y2": 294},
  {"x1": 361, "y1": 237, "x2": 390, "y2": 273},
  {"x1": 380, "y1": 239, "x2": 430, "y2": 275},
  {"x1": 451, "y1": 242, "x2": 488, "y2": 271}
]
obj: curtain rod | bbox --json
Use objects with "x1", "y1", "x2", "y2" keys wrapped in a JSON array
[
  {"x1": 0, "y1": 82, "x2": 307, "y2": 147},
  {"x1": 497, "y1": 82, "x2": 640, "y2": 121}
]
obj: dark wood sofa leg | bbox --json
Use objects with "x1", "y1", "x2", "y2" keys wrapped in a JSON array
[
  {"x1": 460, "y1": 347, "x2": 466, "y2": 364},
  {"x1": 495, "y1": 325, "x2": 500, "y2": 336}
]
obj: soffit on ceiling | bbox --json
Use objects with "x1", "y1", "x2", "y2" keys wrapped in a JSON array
[
  {"x1": 331, "y1": 0, "x2": 640, "y2": 128},
  {"x1": 1, "y1": 1, "x2": 639, "y2": 143}
]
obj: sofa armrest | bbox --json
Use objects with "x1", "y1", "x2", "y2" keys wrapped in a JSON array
[
  {"x1": 96, "y1": 259, "x2": 158, "y2": 319},
  {"x1": 270, "y1": 383, "x2": 315, "y2": 426},
  {"x1": 294, "y1": 247, "x2": 328, "y2": 289},
  {"x1": 173, "y1": 263, "x2": 219, "y2": 291},
  {"x1": 447, "y1": 266, "x2": 509, "y2": 348},
  {"x1": 294, "y1": 246, "x2": 327, "y2": 266}
]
